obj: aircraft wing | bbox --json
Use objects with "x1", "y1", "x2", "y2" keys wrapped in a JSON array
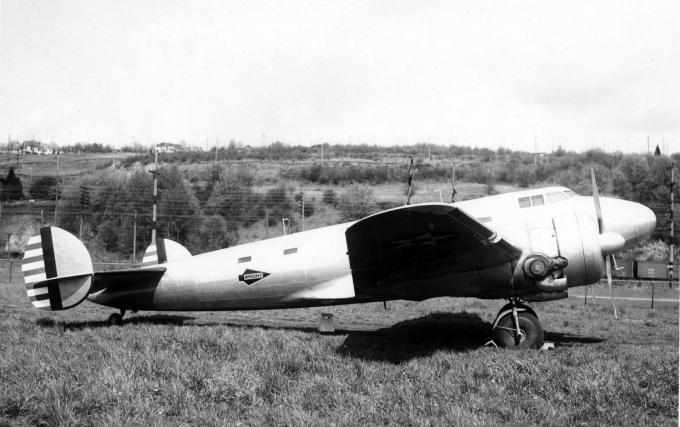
[{"x1": 345, "y1": 203, "x2": 522, "y2": 297}]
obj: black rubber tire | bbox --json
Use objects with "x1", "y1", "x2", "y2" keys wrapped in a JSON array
[
  {"x1": 493, "y1": 312, "x2": 544, "y2": 349},
  {"x1": 108, "y1": 313, "x2": 123, "y2": 326}
]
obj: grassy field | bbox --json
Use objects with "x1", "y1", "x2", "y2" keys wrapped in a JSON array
[
  {"x1": 0, "y1": 154, "x2": 677, "y2": 425},
  {"x1": 0, "y1": 262, "x2": 677, "y2": 426}
]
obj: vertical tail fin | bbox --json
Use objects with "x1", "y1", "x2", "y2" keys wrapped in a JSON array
[
  {"x1": 22, "y1": 227, "x2": 93, "y2": 310},
  {"x1": 141, "y1": 238, "x2": 191, "y2": 266}
]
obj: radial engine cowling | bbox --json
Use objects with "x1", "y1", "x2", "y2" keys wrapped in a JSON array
[{"x1": 553, "y1": 212, "x2": 605, "y2": 287}]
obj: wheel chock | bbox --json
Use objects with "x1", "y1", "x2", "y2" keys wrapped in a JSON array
[
  {"x1": 318, "y1": 313, "x2": 335, "y2": 333},
  {"x1": 540, "y1": 342, "x2": 555, "y2": 351}
]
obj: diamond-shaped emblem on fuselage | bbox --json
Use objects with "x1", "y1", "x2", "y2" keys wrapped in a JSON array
[{"x1": 238, "y1": 269, "x2": 270, "y2": 285}]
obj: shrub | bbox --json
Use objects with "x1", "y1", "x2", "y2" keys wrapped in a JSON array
[
  {"x1": 199, "y1": 215, "x2": 238, "y2": 251},
  {"x1": 264, "y1": 184, "x2": 293, "y2": 226},
  {"x1": 321, "y1": 189, "x2": 337, "y2": 207},
  {"x1": 337, "y1": 185, "x2": 378, "y2": 221},
  {"x1": 0, "y1": 167, "x2": 23, "y2": 201},
  {"x1": 293, "y1": 192, "x2": 315, "y2": 217},
  {"x1": 29, "y1": 176, "x2": 57, "y2": 200}
]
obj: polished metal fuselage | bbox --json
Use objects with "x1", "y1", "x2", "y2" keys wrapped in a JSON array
[{"x1": 87, "y1": 187, "x2": 656, "y2": 311}]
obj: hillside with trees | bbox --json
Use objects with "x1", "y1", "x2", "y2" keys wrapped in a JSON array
[{"x1": 0, "y1": 143, "x2": 676, "y2": 263}]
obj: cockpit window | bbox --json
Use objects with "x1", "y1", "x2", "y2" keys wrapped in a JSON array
[
  {"x1": 519, "y1": 195, "x2": 547, "y2": 208},
  {"x1": 546, "y1": 191, "x2": 568, "y2": 203},
  {"x1": 531, "y1": 195, "x2": 545, "y2": 206},
  {"x1": 564, "y1": 190, "x2": 577, "y2": 198}
]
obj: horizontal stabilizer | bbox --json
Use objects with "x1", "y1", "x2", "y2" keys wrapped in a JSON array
[
  {"x1": 92, "y1": 266, "x2": 166, "y2": 291},
  {"x1": 22, "y1": 227, "x2": 93, "y2": 310}
]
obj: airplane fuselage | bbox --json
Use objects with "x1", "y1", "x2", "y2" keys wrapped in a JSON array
[{"x1": 87, "y1": 186, "x2": 656, "y2": 311}]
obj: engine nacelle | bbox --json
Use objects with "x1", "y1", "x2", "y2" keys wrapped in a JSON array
[{"x1": 553, "y1": 212, "x2": 604, "y2": 287}]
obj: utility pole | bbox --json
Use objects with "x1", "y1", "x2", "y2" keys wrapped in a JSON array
[
  {"x1": 584, "y1": 285, "x2": 588, "y2": 306},
  {"x1": 54, "y1": 155, "x2": 59, "y2": 225},
  {"x1": 6, "y1": 233, "x2": 11, "y2": 283},
  {"x1": 151, "y1": 147, "x2": 158, "y2": 244},
  {"x1": 670, "y1": 164, "x2": 675, "y2": 289},
  {"x1": 406, "y1": 156, "x2": 414, "y2": 205},
  {"x1": 451, "y1": 162, "x2": 457, "y2": 202},
  {"x1": 78, "y1": 185, "x2": 89, "y2": 240},
  {"x1": 132, "y1": 209, "x2": 137, "y2": 265},
  {"x1": 534, "y1": 135, "x2": 538, "y2": 167},
  {"x1": 299, "y1": 192, "x2": 305, "y2": 232},
  {"x1": 214, "y1": 138, "x2": 219, "y2": 164},
  {"x1": 264, "y1": 208, "x2": 269, "y2": 238},
  {"x1": 321, "y1": 143, "x2": 324, "y2": 166}
]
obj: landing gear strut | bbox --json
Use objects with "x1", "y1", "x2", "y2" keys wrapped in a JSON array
[
  {"x1": 107, "y1": 309, "x2": 126, "y2": 326},
  {"x1": 492, "y1": 299, "x2": 544, "y2": 349}
]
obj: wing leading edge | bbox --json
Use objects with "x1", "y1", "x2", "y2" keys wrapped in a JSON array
[{"x1": 345, "y1": 203, "x2": 523, "y2": 299}]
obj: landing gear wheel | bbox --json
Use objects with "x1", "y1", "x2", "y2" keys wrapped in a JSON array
[
  {"x1": 493, "y1": 312, "x2": 544, "y2": 349},
  {"x1": 108, "y1": 313, "x2": 123, "y2": 326}
]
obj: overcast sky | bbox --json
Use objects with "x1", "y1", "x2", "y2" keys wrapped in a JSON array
[{"x1": 1, "y1": 0, "x2": 678, "y2": 153}]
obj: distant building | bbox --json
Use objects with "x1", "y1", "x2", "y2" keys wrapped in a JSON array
[{"x1": 156, "y1": 142, "x2": 182, "y2": 153}]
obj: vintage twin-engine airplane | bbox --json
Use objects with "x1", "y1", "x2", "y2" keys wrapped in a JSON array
[{"x1": 21, "y1": 174, "x2": 655, "y2": 348}]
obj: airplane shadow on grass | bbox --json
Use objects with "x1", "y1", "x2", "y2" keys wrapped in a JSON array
[
  {"x1": 336, "y1": 312, "x2": 605, "y2": 363},
  {"x1": 337, "y1": 312, "x2": 492, "y2": 363},
  {"x1": 35, "y1": 312, "x2": 604, "y2": 362}
]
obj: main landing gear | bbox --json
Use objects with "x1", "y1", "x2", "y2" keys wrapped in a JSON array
[
  {"x1": 492, "y1": 299, "x2": 544, "y2": 349},
  {"x1": 107, "y1": 309, "x2": 126, "y2": 326}
]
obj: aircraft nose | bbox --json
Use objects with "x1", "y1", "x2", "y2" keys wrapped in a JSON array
[
  {"x1": 599, "y1": 198, "x2": 656, "y2": 247},
  {"x1": 634, "y1": 203, "x2": 656, "y2": 244}
]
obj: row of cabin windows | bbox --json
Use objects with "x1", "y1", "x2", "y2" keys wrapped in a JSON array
[
  {"x1": 237, "y1": 248, "x2": 298, "y2": 263},
  {"x1": 518, "y1": 190, "x2": 576, "y2": 208}
]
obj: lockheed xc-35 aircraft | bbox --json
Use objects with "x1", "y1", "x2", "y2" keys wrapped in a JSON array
[{"x1": 21, "y1": 174, "x2": 655, "y2": 348}]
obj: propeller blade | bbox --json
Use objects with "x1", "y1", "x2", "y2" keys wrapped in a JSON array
[
  {"x1": 606, "y1": 255, "x2": 618, "y2": 319},
  {"x1": 591, "y1": 168, "x2": 604, "y2": 233}
]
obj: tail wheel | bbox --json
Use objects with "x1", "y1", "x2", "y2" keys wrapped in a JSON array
[
  {"x1": 493, "y1": 312, "x2": 544, "y2": 349},
  {"x1": 107, "y1": 313, "x2": 123, "y2": 326}
]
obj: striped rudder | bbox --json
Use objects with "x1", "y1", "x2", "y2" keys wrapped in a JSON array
[{"x1": 22, "y1": 227, "x2": 93, "y2": 311}]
